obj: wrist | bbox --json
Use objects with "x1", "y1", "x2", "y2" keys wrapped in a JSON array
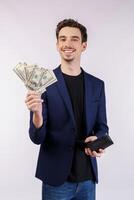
[
  {"x1": 33, "y1": 111, "x2": 43, "y2": 128},
  {"x1": 34, "y1": 110, "x2": 42, "y2": 117}
]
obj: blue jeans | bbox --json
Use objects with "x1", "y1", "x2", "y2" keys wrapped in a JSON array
[{"x1": 42, "y1": 180, "x2": 96, "y2": 200}]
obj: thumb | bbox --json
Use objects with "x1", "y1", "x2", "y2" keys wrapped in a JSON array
[{"x1": 85, "y1": 136, "x2": 97, "y2": 143}]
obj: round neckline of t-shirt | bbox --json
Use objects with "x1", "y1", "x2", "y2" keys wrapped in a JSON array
[{"x1": 62, "y1": 70, "x2": 83, "y2": 78}]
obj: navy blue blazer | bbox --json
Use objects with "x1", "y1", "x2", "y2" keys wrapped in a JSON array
[{"x1": 29, "y1": 66, "x2": 109, "y2": 186}]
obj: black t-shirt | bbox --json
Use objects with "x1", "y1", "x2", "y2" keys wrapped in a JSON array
[{"x1": 63, "y1": 70, "x2": 95, "y2": 182}]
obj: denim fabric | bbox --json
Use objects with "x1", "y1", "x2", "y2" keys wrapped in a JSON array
[{"x1": 42, "y1": 180, "x2": 96, "y2": 200}]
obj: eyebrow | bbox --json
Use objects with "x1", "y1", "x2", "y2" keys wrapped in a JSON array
[{"x1": 58, "y1": 35, "x2": 80, "y2": 39}]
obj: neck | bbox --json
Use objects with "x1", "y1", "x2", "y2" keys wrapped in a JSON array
[{"x1": 60, "y1": 60, "x2": 81, "y2": 76}]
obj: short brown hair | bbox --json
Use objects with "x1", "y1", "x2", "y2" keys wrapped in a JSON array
[{"x1": 56, "y1": 19, "x2": 87, "y2": 43}]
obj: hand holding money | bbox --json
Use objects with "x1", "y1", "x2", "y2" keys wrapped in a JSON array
[
  {"x1": 13, "y1": 62, "x2": 56, "y2": 128},
  {"x1": 25, "y1": 90, "x2": 43, "y2": 113},
  {"x1": 25, "y1": 90, "x2": 43, "y2": 128},
  {"x1": 13, "y1": 62, "x2": 57, "y2": 94}
]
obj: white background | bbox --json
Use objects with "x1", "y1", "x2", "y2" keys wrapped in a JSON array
[{"x1": 0, "y1": 0, "x2": 134, "y2": 199}]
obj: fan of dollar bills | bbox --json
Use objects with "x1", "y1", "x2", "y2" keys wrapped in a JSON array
[{"x1": 13, "y1": 62, "x2": 57, "y2": 94}]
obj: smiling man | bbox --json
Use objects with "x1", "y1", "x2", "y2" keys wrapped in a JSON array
[
  {"x1": 57, "y1": 26, "x2": 86, "y2": 64},
  {"x1": 25, "y1": 19, "x2": 109, "y2": 200}
]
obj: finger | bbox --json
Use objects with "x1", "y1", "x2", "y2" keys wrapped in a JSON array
[
  {"x1": 26, "y1": 99, "x2": 43, "y2": 107},
  {"x1": 99, "y1": 149, "x2": 105, "y2": 153},
  {"x1": 85, "y1": 148, "x2": 90, "y2": 156},
  {"x1": 85, "y1": 148, "x2": 88, "y2": 155},
  {"x1": 92, "y1": 151, "x2": 101, "y2": 157},
  {"x1": 27, "y1": 102, "x2": 41, "y2": 110},
  {"x1": 25, "y1": 96, "x2": 42, "y2": 103},
  {"x1": 27, "y1": 90, "x2": 40, "y2": 95},
  {"x1": 26, "y1": 93, "x2": 41, "y2": 101},
  {"x1": 87, "y1": 148, "x2": 92, "y2": 155},
  {"x1": 85, "y1": 136, "x2": 97, "y2": 143},
  {"x1": 26, "y1": 90, "x2": 42, "y2": 99},
  {"x1": 26, "y1": 98, "x2": 43, "y2": 105},
  {"x1": 85, "y1": 148, "x2": 94, "y2": 156}
]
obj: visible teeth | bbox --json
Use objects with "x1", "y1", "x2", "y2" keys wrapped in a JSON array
[{"x1": 64, "y1": 50, "x2": 73, "y2": 52}]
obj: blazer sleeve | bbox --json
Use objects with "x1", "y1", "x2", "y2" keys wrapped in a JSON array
[
  {"x1": 28, "y1": 92, "x2": 47, "y2": 145},
  {"x1": 94, "y1": 81, "x2": 109, "y2": 138}
]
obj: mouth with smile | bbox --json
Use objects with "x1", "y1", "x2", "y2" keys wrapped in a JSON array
[{"x1": 62, "y1": 48, "x2": 76, "y2": 55}]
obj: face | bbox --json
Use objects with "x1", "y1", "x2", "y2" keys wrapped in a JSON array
[{"x1": 56, "y1": 27, "x2": 87, "y2": 63}]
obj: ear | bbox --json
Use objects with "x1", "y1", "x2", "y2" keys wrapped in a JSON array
[
  {"x1": 82, "y1": 42, "x2": 87, "y2": 52},
  {"x1": 56, "y1": 41, "x2": 59, "y2": 51}
]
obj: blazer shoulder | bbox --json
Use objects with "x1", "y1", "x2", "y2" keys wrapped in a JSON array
[
  {"x1": 53, "y1": 66, "x2": 60, "y2": 73},
  {"x1": 85, "y1": 72, "x2": 104, "y2": 85}
]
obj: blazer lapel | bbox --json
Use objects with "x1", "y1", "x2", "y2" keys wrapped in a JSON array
[
  {"x1": 84, "y1": 71, "x2": 93, "y2": 135},
  {"x1": 54, "y1": 66, "x2": 76, "y2": 127}
]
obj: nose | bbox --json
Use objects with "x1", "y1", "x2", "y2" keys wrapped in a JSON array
[{"x1": 64, "y1": 39, "x2": 72, "y2": 48}]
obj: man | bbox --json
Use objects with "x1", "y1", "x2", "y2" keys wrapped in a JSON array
[{"x1": 25, "y1": 19, "x2": 109, "y2": 200}]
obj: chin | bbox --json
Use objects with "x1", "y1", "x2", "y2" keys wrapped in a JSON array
[
  {"x1": 62, "y1": 56, "x2": 74, "y2": 62},
  {"x1": 64, "y1": 58, "x2": 74, "y2": 62}
]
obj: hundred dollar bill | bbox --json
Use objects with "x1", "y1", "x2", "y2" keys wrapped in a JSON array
[
  {"x1": 26, "y1": 67, "x2": 44, "y2": 91},
  {"x1": 13, "y1": 62, "x2": 57, "y2": 94},
  {"x1": 25, "y1": 64, "x2": 38, "y2": 83},
  {"x1": 13, "y1": 62, "x2": 27, "y2": 82},
  {"x1": 38, "y1": 69, "x2": 57, "y2": 89}
]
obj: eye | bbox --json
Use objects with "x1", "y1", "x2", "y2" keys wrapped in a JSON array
[
  {"x1": 72, "y1": 38, "x2": 79, "y2": 42},
  {"x1": 59, "y1": 38, "x2": 66, "y2": 42}
]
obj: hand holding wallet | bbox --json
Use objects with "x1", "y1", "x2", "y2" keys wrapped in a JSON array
[{"x1": 77, "y1": 135, "x2": 114, "y2": 152}]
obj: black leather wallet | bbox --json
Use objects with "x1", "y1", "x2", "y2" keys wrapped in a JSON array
[{"x1": 77, "y1": 135, "x2": 114, "y2": 152}]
